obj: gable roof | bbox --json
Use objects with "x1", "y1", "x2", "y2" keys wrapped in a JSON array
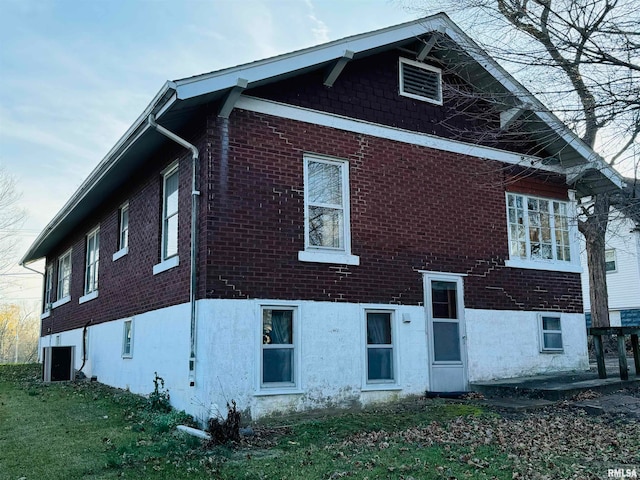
[{"x1": 21, "y1": 12, "x2": 624, "y2": 265}]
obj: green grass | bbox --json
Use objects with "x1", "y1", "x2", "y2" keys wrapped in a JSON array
[{"x1": 1, "y1": 364, "x2": 637, "y2": 479}]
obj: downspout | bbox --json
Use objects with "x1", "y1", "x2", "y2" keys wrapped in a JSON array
[{"x1": 147, "y1": 113, "x2": 200, "y2": 387}]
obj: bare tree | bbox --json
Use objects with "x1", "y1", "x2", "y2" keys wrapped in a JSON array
[
  {"x1": 410, "y1": 0, "x2": 639, "y2": 327},
  {"x1": 0, "y1": 166, "x2": 26, "y2": 295}
]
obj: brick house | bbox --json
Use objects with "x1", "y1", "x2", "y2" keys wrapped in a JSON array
[{"x1": 22, "y1": 14, "x2": 623, "y2": 420}]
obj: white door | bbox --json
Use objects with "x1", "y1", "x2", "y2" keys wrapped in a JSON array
[{"x1": 424, "y1": 273, "x2": 468, "y2": 392}]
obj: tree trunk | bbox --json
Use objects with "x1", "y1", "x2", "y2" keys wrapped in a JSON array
[{"x1": 579, "y1": 193, "x2": 610, "y2": 328}]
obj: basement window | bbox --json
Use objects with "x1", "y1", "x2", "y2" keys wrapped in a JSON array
[
  {"x1": 399, "y1": 58, "x2": 442, "y2": 105},
  {"x1": 539, "y1": 315, "x2": 563, "y2": 353}
]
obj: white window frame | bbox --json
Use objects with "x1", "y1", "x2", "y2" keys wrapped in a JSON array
[
  {"x1": 113, "y1": 202, "x2": 129, "y2": 261},
  {"x1": 505, "y1": 192, "x2": 581, "y2": 273},
  {"x1": 122, "y1": 319, "x2": 133, "y2": 358},
  {"x1": 605, "y1": 249, "x2": 617, "y2": 273},
  {"x1": 539, "y1": 314, "x2": 563, "y2": 353},
  {"x1": 399, "y1": 57, "x2": 443, "y2": 106},
  {"x1": 298, "y1": 154, "x2": 359, "y2": 266},
  {"x1": 257, "y1": 304, "x2": 301, "y2": 394},
  {"x1": 55, "y1": 249, "x2": 72, "y2": 305},
  {"x1": 81, "y1": 227, "x2": 100, "y2": 302},
  {"x1": 42, "y1": 264, "x2": 53, "y2": 315},
  {"x1": 154, "y1": 162, "x2": 180, "y2": 274},
  {"x1": 363, "y1": 309, "x2": 398, "y2": 388}
]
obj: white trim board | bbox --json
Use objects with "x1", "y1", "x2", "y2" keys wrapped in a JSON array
[{"x1": 235, "y1": 96, "x2": 563, "y2": 173}]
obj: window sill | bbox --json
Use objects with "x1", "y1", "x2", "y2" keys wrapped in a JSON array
[
  {"x1": 505, "y1": 259, "x2": 582, "y2": 274},
  {"x1": 122, "y1": 354, "x2": 133, "y2": 359},
  {"x1": 153, "y1": 256, "x2": 179, "y2": 275},
  {"x1": 254, "y1": 388, "x2": 303, "y2": 397},
  {"x1": 361, "y1": 384, "x2": 402, "y2": 392},
  {"x1": 40, "y1": 310, "x2": 51, "y2": 320},
  {"x1": 541, "y1": 349, "x2": 564, "y2": 355},
  {"x1": 79, "y1": 290, "x2": 98, "y2": 304},
  {"x1": 51, "y1": 296, "x2": 71, "y2": 309},
  {"x1": 298, "y1": 250, "x2": 360, "y2": 266},
  {"x1": 113, "y1": 247, "x2": 128, "y2": 261}
]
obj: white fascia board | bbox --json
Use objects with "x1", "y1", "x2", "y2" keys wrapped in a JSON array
[
  {"x1": 236, "y1": 95, "x2": 562, "y2": 173},
  {"x1": 174, "y1": 16, "x2": 450, "y2": 101},
  {"x1": 21, "y1": 82, "x2": 179, "y2": 264}
]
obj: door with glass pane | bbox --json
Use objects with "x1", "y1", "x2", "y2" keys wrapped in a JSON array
[{"x1": 424, "y1": 274, "x2": 467, "y2": 392}]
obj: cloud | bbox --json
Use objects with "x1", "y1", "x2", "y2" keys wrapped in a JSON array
[{"x1": 304, "y1": 0, "x2": 331, "y2": 44}]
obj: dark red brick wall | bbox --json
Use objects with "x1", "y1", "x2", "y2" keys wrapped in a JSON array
[
  {"x1": 249, "y1": 50, "x2": 543, "y2": 156},
  {"x1": 41, "y1": 100, "x2": 582, "y2": 337},
  {"x1": 41, "y1": 134, "x2": 204, "y2": 335},
  {"x1": 203, "y1": 109, "x2": 582, "y2": 313}
]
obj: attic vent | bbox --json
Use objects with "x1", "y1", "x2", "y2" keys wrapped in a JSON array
[{"x1": 399, "y1": 58, "x2": 442, "y2": 105}]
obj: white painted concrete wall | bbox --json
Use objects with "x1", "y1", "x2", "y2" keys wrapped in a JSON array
[
  {"x1": 465, "y1": 310, "x2": 588, "y2": 381},
  {"x1": 40, "y1": 300, "x2": 588, "y2": 420},
  {"x1": 580, "y1": 215, "x2": 640, "y2": 313}
]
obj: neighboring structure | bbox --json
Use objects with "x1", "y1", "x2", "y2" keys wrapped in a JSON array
[
  {"x1": 22, "y1": 14, "x2": 623, "y2": 420},
  {"x1": 581, "y1": 189, "x2": 640, "y2": 327}
]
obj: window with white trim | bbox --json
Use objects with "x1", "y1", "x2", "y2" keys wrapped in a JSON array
[
  {"x1": 161, "y1": 164, "x2": 179, "y2": 261},
  {"x1": 539, "y1": 315, "x2": 563, "y2": 352},
  {"x1": 605, "y1": 249, "x2": 617, "y2": 272},
  {"x1": 122, "y1": 319, "x2": 133, "y2": 358},
  {"x1": 399, "y1": 58, "x2": 443, "y2": 105},
  {"x1": 507, "y1": 193, "x2": 572, "y2": 264},
  {"x1": 43, "y1": 265, "x2": 53, "y2": 312},
  {"x1": 261, "y1": 307, "x2": 296, "y2": 387},
  {"x1": 299, "y1": 155, "x2": 358, "y2": 265},
  {"x1": 84, "y1": 228, "x2": 100, "y2": 295},
  {"x1": 366, "y1": 311, "x2": 395, "y2": 383},
  {"x1": 56, "y1": 250, "x2": 72, "y2": 301},
  {"x1": 118, "y1": 203, "x2": 129, "y2": 251}
]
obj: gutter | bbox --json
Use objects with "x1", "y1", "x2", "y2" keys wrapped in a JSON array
[{"x1": 147, "y1": 114, "x2": 200, "y2": 388}]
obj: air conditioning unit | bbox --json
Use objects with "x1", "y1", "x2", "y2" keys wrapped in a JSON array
[{"x1": 42, "y1": 346, "x2": 75, "y2": 382}]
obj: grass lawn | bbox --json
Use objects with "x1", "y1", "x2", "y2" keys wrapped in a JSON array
[{"x1": 1, "y1": 364, "x2": 638, "y2": 479}]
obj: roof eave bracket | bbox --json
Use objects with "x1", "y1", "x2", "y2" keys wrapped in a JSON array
[
  {"x1": 417, "y1": 26, "x2": 446, "y2": 62},
  {"x1": 218, "y1": 78, "x2": 249, "y2": 118},
  {"x1": 323, "y1": 50, "x2": 354, "y2": 87},
  {"x1": 565, "y1": 163, "x2": 594, "y2": 185},
  {"x1": 500, "y1": 105, "x2": 528, "y2": 130}
]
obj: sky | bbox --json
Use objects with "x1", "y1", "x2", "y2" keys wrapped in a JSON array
[{"x1": 0, "y1": 0, "x2": 426, "y2": 306}]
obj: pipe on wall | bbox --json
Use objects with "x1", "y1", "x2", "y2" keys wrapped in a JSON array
[{"x1": 147, "y1": 114, "x2": 200, "y2": 387}]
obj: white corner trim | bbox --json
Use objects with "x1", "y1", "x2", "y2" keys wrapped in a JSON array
[
  {"x1": 51, "y1": 296, "x2": 71, "y2": 309},
  {"x1": 298, "y1": 250, "x2": 360, "y2": 266},
  {"x1": 112, "y1": 247, "x2": 129, "y2": 262},
  {"x1": 236, "y1": 96, "x2": 562, "y2": 172},
  {"x1": 153, "y1": 256, "x2": 180, "y2": 275},
  {"x1": 505, "y1": 259, "x2": 582, "y2": 274},
  {"x1": 79, "y1": 290, "x2": 99, "y2": 304}
]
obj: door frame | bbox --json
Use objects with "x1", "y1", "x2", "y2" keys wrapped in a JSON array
[{"x1": 422, "y1": 271, "x2": 468, "y2": 392}]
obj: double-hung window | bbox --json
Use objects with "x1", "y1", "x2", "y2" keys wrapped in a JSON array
[
  {"x1": 261, "y1": 307, "x2": 296, "y2": 388},
  {"x1": 506, "y1": 193, "x2": 574, "y2": 269},
  {"x1": 539, "y1": 315, "x2": 563, "y2": 352},
  {"x1": 162, "y1": 164, "x2": 179, "y2": 260},
  {"x1": 154, "y1": 163, "x2": 179, "y2": 275},
  {"x1": 113, "y1": 203, "x2": 129, "y2": 261},
  {"x1": 605, "y1": 249, "x2": 617, "y2": 272},
  {"x1": 56, "y1": 250, "x2": 72, "y2": 302},
  {"x1": 84, "y1": 228, "x2": 100, "y2": 294},
  {"x1": 365, "y1": 311, "x2": 395, "y2": 383},
  {"x1": 43, "y1": 265, "x2": 53, "y2": 313},
  {"x1": 299, "y1": 154, "x2": 359, "y2": 265}
]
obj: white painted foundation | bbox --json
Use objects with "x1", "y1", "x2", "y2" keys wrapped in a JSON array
[{"x1": 40, "y1": 300, "x2": 588, "y2": 420}]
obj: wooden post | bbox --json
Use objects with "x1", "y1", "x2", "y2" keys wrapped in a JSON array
[
  {"x1": 593, "y1": 334, "x2": 606, "y2": 379},
  {"x1": 617, "y1": 333, "x2": 628, "y2": 381},
  {"x1": 631, "y1": 334, "x2": 640, "y2": 376}
]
